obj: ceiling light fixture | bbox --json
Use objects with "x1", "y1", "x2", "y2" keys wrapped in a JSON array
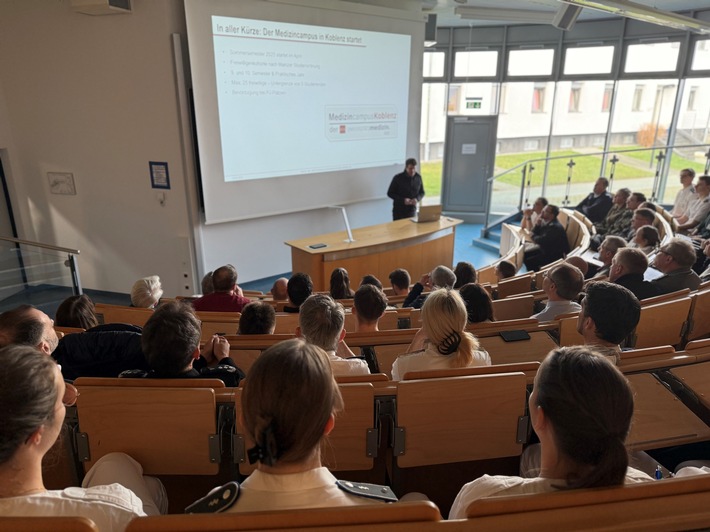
[
  {"x1": 454, "y1": 6, "x2": 556, "y2": 24},
  {"x1": 557, "y1": 0, "x2": 710, "y2": 35}
]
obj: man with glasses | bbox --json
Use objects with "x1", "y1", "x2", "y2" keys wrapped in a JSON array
[{"x1": 651, "y1": 238, "x2": 701, "y2": 294}]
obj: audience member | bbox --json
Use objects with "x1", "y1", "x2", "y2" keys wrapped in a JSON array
[
  {"x1": 521, "y1": 197, "x2": 548, "y2": 232},
  {"x1": 201, "y1": 272, "x2": 214, "y2": 296},
  {"x1": 352, "y1": 284, "x2": 388, "y2": 333},
  {"x1": 192, "y1": 265, "x2": 250, "y2": 313},
  {"x1": 624, "y1": 207, "x2": 656, "y2": 242},
  {"x1": 449, "y1": 346, "x2": 651, "y2": 518},
  {"x1": 403, "y1": 265, "x2": 456, "y2": 309},
  {"x1": 632, "y1": 225, "x2": 660, "y2": 254},
  {"x1": 329, "y1": 267, "x2": 354, "y2": 300},
  {"x1": 237, "y1": 302, "x2": 276, "y2": 335},
  {"x1": 672, "y1": 168, "x2": 696, "y2": 219},
  {"x1": 495, "y1": 260, "x2": 516, "y2": 281},
  {"x1": 55, "y1": 294, "x2": 98, "y2": 330},
  {"x1": 297, "y1": 294, "x2": 369, "y2": 376},
  {"x1": 575, "y1": 177, "x2": 613, "y2": 224},
  {"x1": 392, "y1": 288, "x2": 491, "y2": 381},
  {"x1": 639, "y1": 201, "x2": 658, "y2": 213},
  {"x1": 608, "y1": 248, "x2": 660, "y2": 301},
  {"x1": 626, "y1": 191, "x2": 646, "y2": 211},
  {"x1": 212, "y1": 339, "x2": 392, "y2": 512},
  {"x1": 677, "y1": 175, "x2": 710, "y2": 233},
  {"x1": 270, "y1": 277, "x2": 289, "y2": 301},
  {"x1": 131, "y1": 275, "x2": 163, "y2": 309},
  {"x1": 387, "y1": 157, "x2": 424, "y2": 221},
  {"x1": 587, "y1": 235, "x2": 626, "y2": 280},
  {"x1": 283, "y1": 272, "x2": 313, "y2": 313},
  {"x1": 453, "y1": 261, "x2": 477, "y2": 289},
  {"x1": 0, "y1": 304, "x2": 59, "y2": 355},
  {"x1": 590, "y1": 188, "x2": 632, "y2": 251},
  {"x1": 388, "y1": 268, "x2": 411, "y2": 296},
  {"x1": 0, "y1": 346, "x2": 167, "y2": 528},
  {"x1": 523, "y1": 204, "x2": 570, "y2": 272},
  {"x1": 577, "y1": 281, "x2": 641, "y2": 362},
  {"x1": 531, "y1": 263, "x2": 583, "y2": 321},
  {"x1": 459, "y1": 283, "x2": 494, "y2": 324},
  {"x1": 120, "y1": 301, "x2": 245, "y2": 386},
  {"x1": 651, "y1": 238, "x2": 701, "y2": 293},
  {"x1": 360, "y1": 274, "x2": 383, "y2": 290}
]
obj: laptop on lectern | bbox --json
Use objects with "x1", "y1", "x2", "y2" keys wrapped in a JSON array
[{"x1": 413, "y1": 204, "x2": 442, "y2": 223}]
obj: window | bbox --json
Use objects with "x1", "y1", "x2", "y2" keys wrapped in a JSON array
[
  {"x1": 569, "y1": 82, "x2": 582, "y2": 112},
  {"x1": 625, "y1": 42, "x2": 680, "y2": 73},
  {"x1": 632, "y1": 85, "x2": 644, "y2": 112},
  {"x1": 524, "y1": 139, "x2": 540, "y2": 151},
  {"x1": 564, "y1": 45, "x2": 615, "y2": 75},
  {"x1": 423, "y1": 52, "x2": 445, "y2": 78},
  {"x1": 602, "y1": 83, "x2": 613, "y2": 112},
  {"x1": 508, "y1": 48, "x2": 554, "y2": 76},
  {"x1": 691, "y1": 39, "x2": 710, "y2": 71},
  {"x1": 447, "y1": 85, "x2": 461, "y2": 113},
  {"x1": 688, "y1": 86, "x2": 698, "y2": 111},
  {"x1": 560, "y1": 137, "x2": 574, "y2": 148},
  {"x1": 532, "y1": 83, "x2": 546, "y2": 112},
  {"x1": 454, "y1": 50, "x2": 498, "y2": 77}
]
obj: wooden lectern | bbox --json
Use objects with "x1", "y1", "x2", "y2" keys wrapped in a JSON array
[{"x1": 285, "y1": 217, "x2": 463, "y2": 292}]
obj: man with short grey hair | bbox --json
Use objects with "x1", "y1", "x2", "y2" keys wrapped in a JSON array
[
  {"x1": 651, "y1": 238, "x2": 701, "y2": 294},
  {"x1": 403, "y1": 265, "x2": 456, "y2": 309},
  {"x1": 297, "y1": 294, "x2": 369, "y2": 376}
]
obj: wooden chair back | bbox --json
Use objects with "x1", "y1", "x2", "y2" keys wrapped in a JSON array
[
  {"x1": 125, "y1": 501, "x2": 442, "y2": 532},
  {"x1": 74, "y1": 378, "x2": 222, "y2": 475},
  {"x1": 273, "y1": 312, "x2": 300, "y2": 334},
  {"x1": 402, "y1": 362, "x2": 540, "y2": 384},
  {"x1": 54, "y1": 326, "x2": 85, "y2": 336},
  {"x1": 686, "y1": 288, "x2": 710, "y2": 342},
  {"x1": 495, "y1": 273, "x2": 534, "y2": 299},
  {"x1": 465, "y1": 475, "x2": 710, "y2": 531},
  {"x1": 0, "y1": 517, "x2": 99, "y2": 532},
  {"x1": 557, "y1": 314, "x2": 584, "y2": 347},
  {"x1": 394, "y1": 372, "x2": 527, "y2": 468},
  {"x1": 630, "y1": 296, "x2": 692, "y2": 349},
  {"x1": 94, "y1": 303, "x2": 153, "y2": 327},
  {"x1": 478, "y1": 332, "x2": 557, "y2": 366},
  {"x1": 491, "y1": 294, "x2": 534, "y2": 321}
]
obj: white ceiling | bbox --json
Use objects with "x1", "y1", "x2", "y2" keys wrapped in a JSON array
[{"x1": 424, "y1": 0, "x2": 710, "y2": 27}]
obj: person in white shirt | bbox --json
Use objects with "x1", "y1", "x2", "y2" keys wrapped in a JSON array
[
  {"x1": 0, "y1": 346, "x2": 166, "y2": 532},
  {"x1": 678, "y1": 175, "x2": 710, "y2": 234},
  {"x1": 391, "y1": 288, "x2": 491, "y2": 381},
  {"x1": 297, "y1": 293, "x2": 370, "y2": 376},
  {"x1": 671, "y1": 168, "x2": 697, "y2": 219},
  {"x1": 531, "y1": 263, "x2": 583, "y2": 321},
  {"x1": 225, "y1": 338, "x2": 391, "y2": 512},
  {"x1": 449, "y1": 346, "x2": 652, "y2": 519}
]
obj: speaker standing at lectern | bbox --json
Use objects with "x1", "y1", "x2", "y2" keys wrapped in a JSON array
[{"x1": 387, "y1": 158, "x2": 425, "y2": 221}]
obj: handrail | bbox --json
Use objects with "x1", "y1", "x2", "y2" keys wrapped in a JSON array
[
  {"x1": 0, "y1": 235, "x2": 80, "y2": 255},
  {"x1": 485, "y1": 143, "x2": 710, "y2": 184}
]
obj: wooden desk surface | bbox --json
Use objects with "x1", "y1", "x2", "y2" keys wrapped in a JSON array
[
  {"x1": 626, "y1": 373, "x2": 710, "y2": 451},
  {"x1": 285, "y1": 216, "x2": 462, "y2": 255},
  {"x1": 671, "y1": 361, "x2": 710, "y2": 410}
]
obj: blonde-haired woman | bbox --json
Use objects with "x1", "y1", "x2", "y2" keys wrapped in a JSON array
[{"x1": 391, "y1": 288, "x2": 491, "y2": 381}]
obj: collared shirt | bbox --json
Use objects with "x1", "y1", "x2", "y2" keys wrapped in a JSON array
[
  {"x1": 326, "y1": 350, "x2": 370, "y2": 376},
  {"x1": 531, "y1": 300, "x2": 581, "y2": 321},
  {"x1": 686, "y1": 195, "x2": 710, "y2": 224},
  {"x1": 391, "y1": 344, "x2": 491, "y2": 381},
  {"x1": 672, "y1": 186, "x2": 696, "y2": 218},
  {"x1": 0, "y1": 484, "x2": 145, "y2": 532},
  {"x1": 227, "y1": 468, "x2": 379, "y2": 513}
]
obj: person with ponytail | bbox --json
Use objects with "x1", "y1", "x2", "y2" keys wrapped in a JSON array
[
  {"x1": 449, "y1": 346, "x2": 652, "y2": 519},
  {"x1": 391, "y1": 288, "x2": 490, "y2": 381},
  {"x1": 222, "y1": 338, "x2": 395, "y2": 511}
]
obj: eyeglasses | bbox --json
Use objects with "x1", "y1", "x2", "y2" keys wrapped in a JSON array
[
  {"x1": 658, "y1": 250, "x2": 674, "y2": 260},
  {"x1": 63, "y1": 382, "x2": 79, "y2": 407}
]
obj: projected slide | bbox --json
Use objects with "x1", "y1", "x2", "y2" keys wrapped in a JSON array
[{"x1": 212, "y1": 16, "x2": 411, "y2": 182}]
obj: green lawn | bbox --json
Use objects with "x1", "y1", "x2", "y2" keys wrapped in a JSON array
[
  {"x1": 420, "y1": 148, "x2": 657, "y2": 194},
  {"x1": 610, "y1": 145, "x2": 706, "y2": 174}
]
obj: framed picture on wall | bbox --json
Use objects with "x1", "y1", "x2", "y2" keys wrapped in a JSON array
[{"x1": 48, "y1": 172, "x2": 76, "y2": 195}]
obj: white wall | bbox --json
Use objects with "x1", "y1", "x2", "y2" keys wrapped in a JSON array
[{"x1": 0, "y1": 0, "x2": 415, "y2": 295}]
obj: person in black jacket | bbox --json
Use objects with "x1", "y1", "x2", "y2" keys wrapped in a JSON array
[
  {"x1": 523, "y1": 205, "x2": 570, "y2": 272},
  {"x1": 120, "y1": 300, "x2": 245, "y2": 386},
  {"x1": 608, "y1": 248, "x2": 660, "y2": 301},
  {"x1": 387, "y1": 158, "x2": 425, "y2": 220},
  {"x1": 575, "y1": 177, "x2": 613, "y2": 224}
]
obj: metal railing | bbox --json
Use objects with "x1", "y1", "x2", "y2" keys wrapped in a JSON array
[
  {"x1": 482, "y1": 143, "x2": 710, "y2": 237},
  {"x1": 0, "y1": 236, "x2": 82, "y2": 311}
]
